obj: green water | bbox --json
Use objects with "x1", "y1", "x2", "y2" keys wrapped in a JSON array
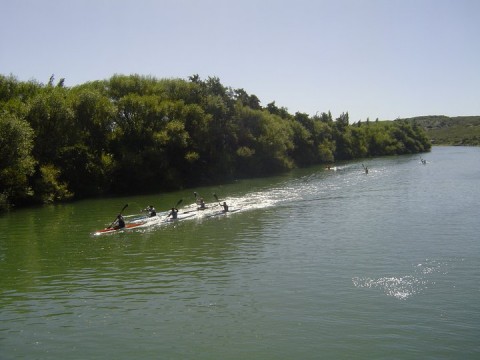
[{"x1": 1, "y1": 147, "x2": 479, "y2": 359}]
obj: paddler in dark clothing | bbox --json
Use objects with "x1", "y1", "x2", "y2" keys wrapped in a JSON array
[
  {"x1": 113, "y1": 214, "x2": 125, "y2": 229},
  {"x1": 144, "y1": 205, "x2": 156, "y2": 217},
  {"x1": 197, "y1": 198, "x2": 206, "y2": 210},
  {"x1": 168, "y1": 207, "x2": 178, "y2": 220},
  {"x1": 221, "y1": 201, "x2": 229, "y2": 212}
]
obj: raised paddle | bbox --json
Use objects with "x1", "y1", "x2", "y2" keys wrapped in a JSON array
[
  {"x1": 175, "y1": 199, "x2": 183, "y2": 208},
  {"x1": 213, "y1": 193, "x2": 222, "y2": 206},
  {"x1": 108, "y1": 203, "x2": 128, "y2": 229}
]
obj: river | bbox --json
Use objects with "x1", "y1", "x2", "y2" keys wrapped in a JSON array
[{"x1": 1, "y1": 146, "x2": 479, "y2": 359}]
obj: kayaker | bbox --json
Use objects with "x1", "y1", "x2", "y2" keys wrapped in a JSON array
[
  {"x1": 113, "y1": 214, "x2": 125, "y2": 229},
  {"x1": 144, "y1": 205, "x2": 156, "y2": 217},
  {"x1": 221, "y1": 202, "x2": 229, "y2": 212},
  {"x1": 197, "y1": 198, "x2": 206, "y2": 210},
  {"x1": 168, "y1": 207, "x2": 178, "y2": 220}
]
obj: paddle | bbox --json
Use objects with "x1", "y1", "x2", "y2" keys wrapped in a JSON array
[
  {"x1": 175, "y1": 199, "x2": 183, "y2": 208},
  {"x1": 108, "y1": 203, "x2": 128, "y2": 229}
]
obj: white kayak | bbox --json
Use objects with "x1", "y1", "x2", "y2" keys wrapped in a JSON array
[
  {"x1": 164, "y1": 212, "x2": 196, "y2": 222},
  {"x1": 206, "y1": 209, "x2": 240, "y2": 218}
]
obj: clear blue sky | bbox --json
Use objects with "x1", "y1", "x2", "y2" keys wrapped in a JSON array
[{"x1": 1, "y1": 0, "x2": 479, "y2": 122}]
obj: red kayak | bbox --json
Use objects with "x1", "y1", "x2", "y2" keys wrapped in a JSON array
[{"x1": 93, "y1": 222, "x2": 146, "y2": 236}]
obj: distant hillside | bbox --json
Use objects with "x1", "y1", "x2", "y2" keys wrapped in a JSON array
[{"x1": 401, "y1": 116, "x2": 480, "y2": 146}]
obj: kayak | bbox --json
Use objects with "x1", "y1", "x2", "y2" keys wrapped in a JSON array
[
  {"x1": 93, "y1": 221, "x2": 147, "y2": 236},
  {"x1": 206, "y1": 209, "x2": 239, "y2": 218},
  {"x1": 182, "y1": 206, "x2": 211, "y2": 214},
  {"x1": 130, "y1": 214, "x2": 168, "y2": 224},
  {"x1": 93, "y1": 209, "x2": 197, "y2": 235},
  {"x1": 126, "y1": 212, "x2": 169, "y2": 223},
  {"x1": 164, "y1": 212, "x2": 196, "y2": 222}
]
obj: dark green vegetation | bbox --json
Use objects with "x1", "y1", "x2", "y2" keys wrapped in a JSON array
[
  {"x1": 1, "y1": 74, "x2": 430, "y2": 210},
  {"x1": 402, "y1": 115, "x2": 480, "y2": 146}
]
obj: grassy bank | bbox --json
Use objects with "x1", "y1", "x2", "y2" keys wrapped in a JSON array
[{"x1": 402, "y1": 116, "x2": 480, "y2": 146}]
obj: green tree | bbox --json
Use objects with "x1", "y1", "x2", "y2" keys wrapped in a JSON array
[
  {"x1": 69, "y1": 86, "x2": 116, "y2": 156},
  {"x1": 0, "y1": 73, "x2": 433, "y2": 207},
  {"x1": 334, "y1": 112, "x2": 354, "y2": 159},
  {"x1": 266, "y1": 101, "x2": 290, "y2": 118},
  {"x1": 289, "y1": 120, "x2": 316, "y2": 165},
  {"x1": 350, "y1": 126, "x2": 369, "y2": 158},
  {"x1": 33, "y1": 164, "x2": 73, "y2": 203},
  {"x1": 107, "y1": 73, "x2": 159, "y2": 100},
  {"x1": 233, "y1": 105, "x2": 294, "y2": 175},
  {"x1": 26, "y1": 87, "x2": 76, "y2": 162},
  {"x1": 0, "y1": 113, "x2": 36, "y2": 208},
  {"x1": 234, "y1": 88, "x2": 261, "y2": 110}
]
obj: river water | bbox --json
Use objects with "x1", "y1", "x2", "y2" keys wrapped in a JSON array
[{"x1": 1, "y1": 146, "x2": 479, "y2": 359}]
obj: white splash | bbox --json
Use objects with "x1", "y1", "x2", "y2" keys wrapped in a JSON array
[{"x1": 352, "y1": 275, "x2": 427, "y2": 300}]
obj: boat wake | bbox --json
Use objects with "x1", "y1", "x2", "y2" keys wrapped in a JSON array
[{"x1": 92, "y1": 189, "x2": 289, "y2": 236}]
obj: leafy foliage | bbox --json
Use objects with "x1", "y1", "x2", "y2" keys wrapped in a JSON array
[
  {"x1": 0, "y1": 113, "x2": 36, "y2": 209},
  {"x1": 0, "y1": 73, "x2": 432, "y2": 209}
]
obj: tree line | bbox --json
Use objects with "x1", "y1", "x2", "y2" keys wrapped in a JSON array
[{"x1": 0, "y1": 73, "x2": 431, "y2": 211}]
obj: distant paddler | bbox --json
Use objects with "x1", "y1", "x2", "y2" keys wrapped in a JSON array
[
  {"x1": 220, "y1": 202, "x2": 229, "y2": 212},
  {"x1": 143, "y1": 205, "x2": 157, "y2": 217},
  {"x1": 194, "y1": 192, "x2": 207, "y2": 210},
  {"x1": 362, "y1": 164, "x2": 369, "y2": 174},
  {"x1": 166, "y1": 199, "x2": 183, "y2": 220},
  {"x1": 168, "y1": 207, "x2": 178, "y2": 220},
  {"x1": 197, "y1": 198, "x2": 206, "y2": 210},
  {"x1": 213, "y1": 193, "x2": 229, "y2": 212}
]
